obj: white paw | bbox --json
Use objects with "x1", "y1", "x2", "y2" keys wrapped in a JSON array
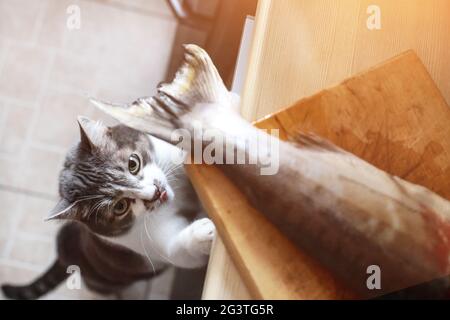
[{"x1": 187, "y1": 218, "x2": 215, "y2": 256}]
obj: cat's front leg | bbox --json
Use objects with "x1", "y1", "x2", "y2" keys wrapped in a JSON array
[
  {"x1": 167, "y1": 218, "x2": 215, "y2": 269},
  {"x1": 182, "y1": 218, "x2": 216, "y2": 256}
]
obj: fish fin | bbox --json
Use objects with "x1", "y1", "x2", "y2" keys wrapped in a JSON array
[
  {"x1": 89, "y1": 44, "x2": 231, "y2": 140},
  {"x1": 158, "y1": 44, "x2": 230, "y2": 108},
  {"x1": 88, "y1": 97, "x2": 176, "y2": 143}
]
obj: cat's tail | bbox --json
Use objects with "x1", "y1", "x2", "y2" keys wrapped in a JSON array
[{"x1": 1, "y1": 260, "x2": 68, "y2": 300}]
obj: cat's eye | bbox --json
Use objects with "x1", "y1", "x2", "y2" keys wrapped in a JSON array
[
  {"x1": 128, "y1": 154, "x2": 141, "y2": 175},
  {"x1": 113, "y1": 199, "x2": 130, "y2": 216}
]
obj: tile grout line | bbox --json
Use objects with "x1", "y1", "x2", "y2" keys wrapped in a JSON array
[
  {"x1": 0, "y1": 96, "x2": 37, "y2": 109},
  {"x1": 2, "y1": 230, "x2": 55, "y2": 269},
  {"x1": 16, "y1": 231, "x2": 54, "y2": 244},
  {"x1": 0, "y1": 195, "x2": 26, "y2": 260},
  {"x1": 0, "y1": 37, "x2": 11, "y2": 80},
  {"x1": 29, "y1": 0, "x2": 49, "y2": 47},
  {"x1": 2, "y1": 21, "x2": 59, "y2": 260},
  {"x1": 0, "y1": 184, "x2": 57, "y2": 201},
  {"x1": 22, "y1": 50, "x2": 57, "y2": 151},
  {"x1": 0, "y1": 38, "x2": 12, "y2": 142},
  {"x1": 0, "y1": 257, "x2": 44, "y2": 273},
  {"x1": 29, "y1": 140, "x2": 68, "y2": 155},
  {"x1": 19, "y1": 46, "x2": 59, "y2": 196}
]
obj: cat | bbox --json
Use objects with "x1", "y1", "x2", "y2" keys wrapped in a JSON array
[{"x1": 1, "y1": 116, "x2": 215, "y2": 299}]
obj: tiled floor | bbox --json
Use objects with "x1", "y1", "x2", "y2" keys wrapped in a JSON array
[{"x1": 0, "y1": 0, "x2": 179, "y2": 299}]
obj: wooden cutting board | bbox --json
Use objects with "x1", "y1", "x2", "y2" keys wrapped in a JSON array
[
  {"x1": 186, "y1": 51, "x2": 450, "y2": 299},
  {"x1": 256, "y1": 51, "x2": 450, "y2": 200}
]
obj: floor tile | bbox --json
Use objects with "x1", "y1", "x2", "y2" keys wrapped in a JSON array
[
  {"x1": 64, "y1": 1, "x2": 175, "y2": 57},
  {"x1": 32, "y1": 89, "x2": 91, "y2": 148},
  {"x1": 0, "y1": 0, "x2": 181, "y2": 300},
  {"x1": 36, "y1": 0, "x2": 74, "y2": 49},
  {"x1": 0, "y1": 0, "x2": 44, "y2": 43},
  {"x1": 49, "y1": 51, "x2": 98, "y2": 93},
  {"x1": 0, "y1": 191, "x2": 24, "y2": 257},
  {"x1": 0, "y1": 37, "x2": 9, "y2": 73},
  {"x1": 14, "y1": 145, "x2": 64, "y2": 196},
  {"x1": 0, "y1": 103, "x2": 34, "y2": 156},
  {"x1": 17, "y1": 196, "x2": 60, "y2": 238},
  {"x1": 8, "y1": 235, "x2": 55, "y2": 267},
  {"x1": 0, "y1": 157, "x2": 19, "y2": 187},
  {"x1": 0, "y1": 44, "x2": 52, "y2": 103},
  {"x1": 0, "y1": 102, "x2": 6, "y2": 141},
  {"x1": 65, "y1": 1, "x2": 176, "y2": 102}
]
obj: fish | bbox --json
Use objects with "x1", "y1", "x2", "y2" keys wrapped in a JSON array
[{"x1": 90, "y1": 44, "x2": 450, "y2": 298}]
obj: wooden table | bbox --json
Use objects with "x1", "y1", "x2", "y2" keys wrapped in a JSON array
[{"x1": 201, "y1": 0, "x2": 450, "y2": 299}]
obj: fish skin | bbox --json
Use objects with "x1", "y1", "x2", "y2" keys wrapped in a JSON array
[{"x1": 91, "y1": 44, "x2": 450, "y2": 298}]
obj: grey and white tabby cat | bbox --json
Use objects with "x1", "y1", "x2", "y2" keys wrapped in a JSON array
[{"x1": 1, "y1": 116, "x2": 214, "y2": 299}]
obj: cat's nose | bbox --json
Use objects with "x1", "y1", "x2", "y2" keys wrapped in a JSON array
[{"x1": 151, "y1": 184, "x2": 167, "y2": 202}]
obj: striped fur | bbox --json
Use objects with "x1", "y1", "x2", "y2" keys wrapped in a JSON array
[{"x1": 2, "y1": 261, "x2": 68, "y2": 300}]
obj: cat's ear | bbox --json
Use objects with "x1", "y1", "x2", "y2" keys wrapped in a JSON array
[
  {"x1": 45, "y1": 198, "x2": 76, "y2": 221},
  {"x1": 77, "y1": 116, "x2": 106, "y2": 151}
]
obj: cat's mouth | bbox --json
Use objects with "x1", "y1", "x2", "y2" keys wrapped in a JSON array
[{"x1": 143, "y1": 187, "x2": 169, "y2": 209}]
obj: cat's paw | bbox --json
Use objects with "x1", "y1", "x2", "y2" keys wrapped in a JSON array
[{"x1": 187, "y1": 218, "x2": 215, "y2": 256}]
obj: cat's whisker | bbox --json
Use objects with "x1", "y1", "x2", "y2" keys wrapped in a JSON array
[
  {"x1": 86, "y1": 197, "x2": 111, "y2": 224},
  {"x1": 166, "y1": 182, "x2": 182, "y2": 186},
  {"x1": 89, "y1": 199, "x2": 102, "y2": 216},
  {"x1": 167, "y1": 172, "x2": 183, "y2": 176},
  {"x1": 143, "y1": 215, "x2": 170, "y2": 263},
  {"x1": 94, "y1": 201, "x2": 105, "y2": 224},
  {"x1": 167, "y1": 181, "x2": 183, "y2": 188},
  {"x1": 157, "y1": 157, "x2": 173, "y2": 173},
  {"x1": 162, "y1": 162, "x2": 183, "y2": 174},
  {"x1": 164, "y1": 165, "x2": 183, "y2": 175},
  {"x1": 168, "y1": 181, "x2": 183, "y2": 185},
  {"x1": 166, "y1": 177, "x2": 184, "y2": 182},
  {"x1": 166, "y1": 178, "x2": 183, "y2": 183},
  {"x1": 140, "y1": 226, "x2": 157, "y2": 275},
  {"x1": 171, "y1": 187, "x2": 186, "y2": 192},
  {"x1": 166, "y1": 167, "x2": 184, "y2": 175},
  {"x1": 167, "y1": 184, "x2": 185, "y2": 191},
  {"x1": 143, "y1": 214, "x2": 176, "y2": 266}
]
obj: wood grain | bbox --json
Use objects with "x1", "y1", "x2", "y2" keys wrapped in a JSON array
[
  {"x1": 242, "y1": 0, "x2": 450, "y2": 121},
  {"x1": 202, "y1": 237, "x2": 252, "y2": 299}
]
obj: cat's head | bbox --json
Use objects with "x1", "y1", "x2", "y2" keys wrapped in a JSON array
[{"x1": 47, "y1": 116, "x2": 175, "y2": 236}]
